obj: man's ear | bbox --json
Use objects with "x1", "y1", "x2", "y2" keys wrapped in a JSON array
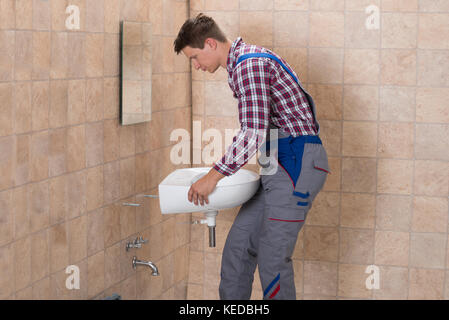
[{"x1": 204, "y1": 38, "x2": 217, "y2": 50}]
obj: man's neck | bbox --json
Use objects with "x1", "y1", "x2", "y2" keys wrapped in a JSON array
[{"x1": 219, "y1": 39, "x2": 233, "y2": 69}]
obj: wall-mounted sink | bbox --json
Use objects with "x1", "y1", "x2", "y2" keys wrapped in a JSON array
[{"x1": 158, "y1": 167, "x2": 260, "y2": 247}]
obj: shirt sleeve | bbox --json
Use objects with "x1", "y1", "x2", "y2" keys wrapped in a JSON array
[{"x1": 213, "y1": 58, "x2": 271, "y2": 176}]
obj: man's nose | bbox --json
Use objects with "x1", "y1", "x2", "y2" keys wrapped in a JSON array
[{"x1": 192, "y1": 61, "x2": 200, "y2": 70}]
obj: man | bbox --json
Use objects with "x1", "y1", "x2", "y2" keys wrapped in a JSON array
[{"x1": 174, "y1": 13, "x2": 330, "y2": 300}]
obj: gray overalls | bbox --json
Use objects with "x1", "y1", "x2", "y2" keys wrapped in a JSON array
[{"x1": 219, "y1": 53, "x2": 330, "y2": 300}]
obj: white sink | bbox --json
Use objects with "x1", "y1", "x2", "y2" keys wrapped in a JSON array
[{"x1": 158, "y1": 167, "x2": 260, "y2": 214}]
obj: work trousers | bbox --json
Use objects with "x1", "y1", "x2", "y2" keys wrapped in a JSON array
[{"x1": 219, "y1": 135, "x2": 329, "y2": 300}]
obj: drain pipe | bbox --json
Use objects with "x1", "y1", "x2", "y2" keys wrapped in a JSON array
[{"x1": 195, "y1": 211, "x2": 218, "y2": 247}]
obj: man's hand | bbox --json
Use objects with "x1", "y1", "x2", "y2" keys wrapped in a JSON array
[{"x1": 188, "y1": 168, "x2": 225, "y2": 206}]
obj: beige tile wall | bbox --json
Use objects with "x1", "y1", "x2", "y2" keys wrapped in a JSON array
[
  {"x1": 0, "y1": 0, "x2": 191, "y2": 300},
  {"x1": 187, "y1": 0, "x2": 449, "y2": 300}
]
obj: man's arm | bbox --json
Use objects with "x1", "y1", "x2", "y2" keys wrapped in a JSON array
[{"x1": 188, "y1": 58, "x2": 271, "y2": 205}]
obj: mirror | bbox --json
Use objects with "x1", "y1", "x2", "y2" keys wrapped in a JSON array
[{"x1": 120, "y1": 21, "x2": 152, "y2": 126}]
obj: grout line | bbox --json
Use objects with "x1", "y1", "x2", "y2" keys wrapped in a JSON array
[
  {"x1": 406, "y1": 8, "x2": 420, "y2": 301},
  {"x1": 334, "y1": 0, "x2": 347, "y2": 301},
  {"x1": 371, "y1": 0, "x2": 382, "y2": 300}
]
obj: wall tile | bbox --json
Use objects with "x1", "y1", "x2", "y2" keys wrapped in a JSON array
[
  {"x1": 381, "y1": 49, "x2": 416, "y2": 85},
  {"x1": 346, "y1": 0, "x2": 380, "y2": 11},
  {"x1": 379, "y1": 86, "x2": 415, "y2": 122},
  {"x1": 339, "y1": 228, "x2": 374, "y2": 264},
  {"x1": 87, "y1": 208, "x2": 104, "y2": 256},
  {"x1": 16, "y1": 0, "x2": 33, "y2": 30},
  {"x1": 416, "y1": 88, "x2": 449, "y2": 123},
  {"x1": 310, "y1": 12, "x2": 344, "y2": 47},
  {"x1": 87, "y1": 251, "x2": 105, "y2": 298},
  {"x1": 30, "y1": 131, "x2": 49, "y2": 182},
  {"x1": 304, "y1": 226, "x2": 339, "y2": 261},
  {"x1": 409, "y1": 268, "x2": 444, "y2": 300},
  {"x1": 85, "y1": 33, "x2": 104, "y2": 78},
  {"x1": 374, "y1": 230, "x2": 409, "y2": 266},
  {"x1": 0, "y1": 189, "x2": 13, "y2": 246},
  {"x1": 0, "y1": 136, "x2": 16, "y2": 190},
  {"x1": 66, "y1": 170, "x2": 86, "y2": 219},
  {"x1": 49, "y1": 175, "x2": 66, "y2": 226},
  {"x1": 0, "y1": 0, "x2": 15, "y2": 29},
  {"x1": 418, "y1": 14, "x2": 449, "y2": 49},
  {"x1": 383, "y1": 0, "x2": 418, "y2": 11},
  {"x1": 376, "y1": 195, "x2": 412, "y2": 231},
  {"x1": 32, "y1": 81, "x2": 50, "y2": 131},
  {"x1": 51, "y1": 0, "x2": 68, "y2": 31},
  {"x1": 0, "y1": 83, "x2": 14, "y2": 137},
  {"x1": 381, "y1": 13, "x2": 417, "y2": 48},
  {"x1": 274, "y1": 11, "x2": 308, "y2": 47},
  {"x1": 0, "y1": 31, "x2": 14, "y2": 81},
  {"x1": 373, "y1": 266, "x2": 408, "y2": 300},
  {"x1": 51, "y1": 32, "x2": 68, "y2": 79},
  {"x1": 33, "y1": 31, "x2": 51, "y2": 80},
  {"x1": 342, "y1": 121, "x2": 378, "y2": 157},
  {"x1": 275, "y1": 0, "x2": 309, "y2": 10},
  {"x1": 419, "y1": 0, "x2": 449, "y2": 12},
  {"x1": 103, "y1": 78, "x2": 119, "y2": 120},
  {"x1": 337, "y1": 264, "x2": 372, "y2": 298},
  {"x1": 86, "y1": 165, "x2": 104, "y2": 212},
  {"x1": 341, "y1": 193, "x2": 375, "y2": 228},
  {"x1": 378, "y1": 122, "x2": 414, "y2": 159},
  {"x1": 49, "y1": 80, "x2": 68, "y2": 129},
  {"x1": 303, "y1": 261, "x2": 338, "y2": 296},
  {"x1": 67, "y1": 33, "x2": 86, "y2": 78},
  {"x1": 344, "y1": 49, "x2": 380, "y2": 85},
  {"x1": 410, "y1": 233, "x2": 446, "y2": 268},
  {"x1": 240, "y1": 11, "x2": 273, "y2": 47},
  {"x1": 342, "y1": 158, "x2": 377, "y2": 193},
  {"x1": 309, "y1": 48, "x2": 344, "y2": 84},
  {"x1": 0, "y1": 244, "x2": 14, "y2": 298},
  {"x1": 86, "y1": 0, "x2": 104, "y2": 32},
  {"x1": 14, "y1": 82, "x2": 32, "y2": 134},
  {"x1": 86, "y1": 122, "x2": 104, "y2": 167},
  {"x1": 68, "y1": 215, "x2": 87, "y2": 264},
  {"x1": 49, "y1": 222, "x2": 69, "y2": 273},
  {"x1": 377, "y1": 159, "x2": 413, "y2": 194},
  {"x1": 33, "y1": 0, "x2": 51, "y2": 30},
  {"x1": 414, "y1": 160, "x2": 449, "y2": 197},
  {"x1": 343, "y1": 85, "x2": 378, "y2": 121},
  {"x1": 120, "y1": 157, "x2": 135, "y2": 199},
  {"x1": 205, "y1": 0, "x2": 238, "y2": 10},
  {"x1": 14, "y1": 235, "x2": 32, "y2": 291},
  {"x1": 345, "y1": 11, "x2": 380, "y2": 48},
  {"x1": 412, "y1": 196, "x2": 448, "y2": 233},
  {"x1": 417, "y1": 50, "x2": 449, "y2": 86},
  {"x1": 49, "y1": 128, "x2": 67, "y2": 177},
  {"x1": 103, "y1": 203, "x2": 121, "y2": 247},
  {"x1": 13, "y1": 185, "x2": 30, "y2": 239},
  {"x1": 28, "y1": 181, "x2": 50, "y2": 232},
  {"x1": 66, "y1": 125, "x2": 85, "y2": 172},
  {"x1": 15, "y1": 31, "x2": 32, "y2": 80},
  {"x1": 415, "y1": 124, "x2": 449, "y2": 161}
]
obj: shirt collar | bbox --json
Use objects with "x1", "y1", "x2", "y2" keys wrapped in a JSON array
[{"x1": 226, "y1": 37, "x2": 244, "y2": 74}]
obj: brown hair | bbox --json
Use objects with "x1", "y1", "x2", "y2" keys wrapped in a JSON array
[{"x1": 173, "y1": 13, "x2": 227, "y2": 54}]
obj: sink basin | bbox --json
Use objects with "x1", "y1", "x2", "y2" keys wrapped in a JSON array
[{"x1": 158, "y1": 167, "x2": 260, "y2": 214}]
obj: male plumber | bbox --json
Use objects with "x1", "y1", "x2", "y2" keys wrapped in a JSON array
[{"x1": 174, "y1": 13, "x2": 330, "y2": 300}]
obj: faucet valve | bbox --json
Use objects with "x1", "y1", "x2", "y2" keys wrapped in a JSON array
[{"x1": 126, "y1": 236, "x2": 149, "y2": 251}]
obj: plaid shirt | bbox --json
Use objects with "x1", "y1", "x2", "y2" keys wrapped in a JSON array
[{"x1": 213, "y1": 37, "x2": 318, "y2": 176}]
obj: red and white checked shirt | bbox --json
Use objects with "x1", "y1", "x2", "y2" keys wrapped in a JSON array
[{"x1": 213, "y1": 37, "x2": 318, "y2": 176}]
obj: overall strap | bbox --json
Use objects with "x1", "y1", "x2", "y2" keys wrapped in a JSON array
[
  {"x1": 235, "y1": 52, "x2": 321, "y2": 136},
  {"x1": 236, "y1": 53, "x2": 299, "y2": 84}
]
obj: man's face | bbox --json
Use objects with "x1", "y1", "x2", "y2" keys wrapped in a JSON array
[{"x1": 182, "y1": 39, "x2": 221, "y2": 73}]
